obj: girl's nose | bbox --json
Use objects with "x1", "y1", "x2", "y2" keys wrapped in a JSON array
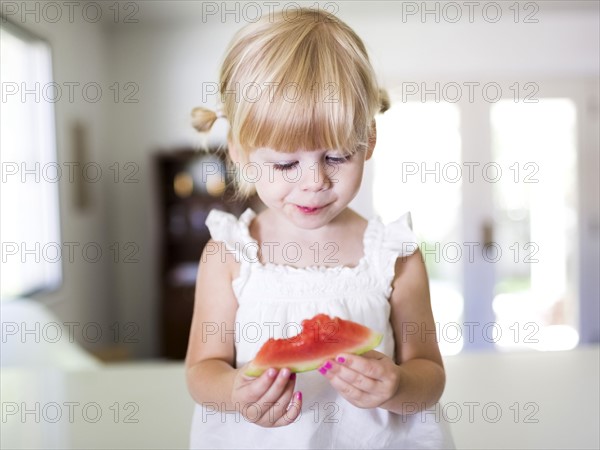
[{"x1": 300, "y1": 162, "x2": 332, "y2": 192}]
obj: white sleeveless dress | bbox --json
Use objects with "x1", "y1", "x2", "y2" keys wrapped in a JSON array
[{"x1": 189, "y1": 207, "x2": 455, "y2": 449}]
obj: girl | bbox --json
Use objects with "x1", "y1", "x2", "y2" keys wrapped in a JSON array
[{"x1": 186, "y1": 7, "x2": 455, "y2": 449}]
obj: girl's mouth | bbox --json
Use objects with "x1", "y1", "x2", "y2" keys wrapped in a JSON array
[{"x1": 296, "y1": 205, "x2": 323, "y2": 214}]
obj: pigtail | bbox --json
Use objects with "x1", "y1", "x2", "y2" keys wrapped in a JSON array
[
  {"x1": 191, "y1": 106, "x2": 226, "y2": 133},
  {"x1": 378, "y1": 88, "x2": 390, "y2": 114}
]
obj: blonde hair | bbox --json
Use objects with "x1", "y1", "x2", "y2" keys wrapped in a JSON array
[{"x1": 192, "y1": 8, "x2": 388, "y2": 200}]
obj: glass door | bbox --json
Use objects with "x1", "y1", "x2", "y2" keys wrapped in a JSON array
[
  {"x1": 490, "y1": 99, "x2": 579, "y2": 351},
  {"x1": 373, "y1": 79, "x2": 598, "y2": 354}
]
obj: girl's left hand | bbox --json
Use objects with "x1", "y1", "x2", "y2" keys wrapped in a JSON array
[{"x1": 317, "y1": 350, "x2": 401, "y2": 409}]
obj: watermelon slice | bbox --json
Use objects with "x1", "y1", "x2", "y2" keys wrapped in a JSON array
[{"x1": 244, "y1": 314, "x2": 383, "y2": 376}]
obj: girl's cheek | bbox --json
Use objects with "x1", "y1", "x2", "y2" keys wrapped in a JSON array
[{"x1": 256, "y1": 176, "x2": 290, "y2": 196}]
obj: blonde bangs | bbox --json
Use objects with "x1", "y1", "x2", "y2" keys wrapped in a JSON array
[
  {"x1": 221, "y1": 9, "x2": 380, "y2": 158},
  {"x1": 235, "y1": 79, "x2": 359, "y2": 155}
]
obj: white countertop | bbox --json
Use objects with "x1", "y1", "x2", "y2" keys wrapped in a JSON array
[
  {"x1": 2, "y1": 346, "x2": 599, "y2": 449},
  {"x1": 442, "y1": 345, "x2": 599, "y2": 449}
]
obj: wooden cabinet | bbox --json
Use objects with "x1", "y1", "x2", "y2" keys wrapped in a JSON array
[{"x1": 155, "y1": 148, "x2": 262, "y2": 359}]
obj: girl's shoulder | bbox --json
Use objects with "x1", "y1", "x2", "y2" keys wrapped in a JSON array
[
  {"x1": 205, "y1": 207, "x2": 257, "y2": 247},
  {"x1": 204, "y1": 208, "x2": 258, "y2": 278}
]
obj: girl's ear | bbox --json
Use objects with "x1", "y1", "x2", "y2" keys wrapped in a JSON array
[{"x1": 366, "y1": 120, "x2": 377, "y2": 161}]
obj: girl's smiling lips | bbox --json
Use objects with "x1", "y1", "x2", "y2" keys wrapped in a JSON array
[{"x1": 295, "y1": 204, "x2": 328, "y2": 214}]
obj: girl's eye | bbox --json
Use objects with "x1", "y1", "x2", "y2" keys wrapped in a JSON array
[
  {"x1": 326, "y1": 154, "x2": 351, "y2": 164},
  {"x1": 272, "y1": 162, "x2": 297, "y2": 171}
]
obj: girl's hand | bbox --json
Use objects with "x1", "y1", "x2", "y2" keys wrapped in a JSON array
[
  {"x1": 231, "y1": 363, "x2": 303, "y2": 427},
  {"x1": 317, "y1": 350, "x2": 401, "y2": 409}
]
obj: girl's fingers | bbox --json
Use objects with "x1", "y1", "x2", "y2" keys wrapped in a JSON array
[
  {"x1": 318, "y1": 356, "x2": 401, "y2": 409},
  {"x1": 243, "y1": 367, "x2": 281, "y2": 401},
  {"x1": 261, "y1": 379, "x2": 297, "y2": 426},
  {"x1": 325, "y1": 371, "x2": 368, "y2": 404},
  {"x1": 256, "y1": 368, "x2": 295, "y2": 412},
  {"x1": 236, "y1": 366, "x2": 300, "y2": 426},
  {"x1": 333, "y1": 353, "x2": 386, "y2": 381},
  {"x1": 359, "y1": 350, "x2": 387, "y2": 360},
  {"x1": 272, "y1": 390, "x2": 303, "y2": 427},
  {"x1": 326, "y1": 361, "x2": 379, "y2": 392}
]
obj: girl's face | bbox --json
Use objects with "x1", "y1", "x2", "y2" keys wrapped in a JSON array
[{"x1": 244, "y1": 144, "x2": 374, "y2": 230}]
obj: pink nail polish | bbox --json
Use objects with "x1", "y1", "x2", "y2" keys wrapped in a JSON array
[
  {"x1": 290, "y1": 372, "x2": 296, "y2": 380},
  {"x1": 337, "y1": 356, "x2": 346, "y2": 363},
  {"x1": 318, "y1": 366, "x2": 327, "y2": 375},
  {"x1": 324, "y1": 361, "x2": 333, "y2": 370},
  {"x1": 296, "y1": 391, "x2": 302, "y2": 401}
]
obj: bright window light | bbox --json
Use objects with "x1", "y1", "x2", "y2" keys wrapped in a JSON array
[
  {"x1": 374, "y1": 101, "x2": 464, "y2": 356},
  {"x1": 1, "y1": 23, "x2": 62, "y2": 300},
  {"x1": 490, "y1": 99, "x2": 579, "y2": 351}
]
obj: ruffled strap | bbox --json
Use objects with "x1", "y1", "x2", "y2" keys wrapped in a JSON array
[
  {"x1": 368, "y1": 212, "x2": 419, "y2": 298},
  {"x1": 204, "y1": 208, "x2": 259, "y2": 263}
]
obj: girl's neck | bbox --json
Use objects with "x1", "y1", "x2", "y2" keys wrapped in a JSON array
[
  {"x1": 250, "y1": 207, "x2": 369, "y2": 268},
  {"x1": 255, "y1": 207, "x2": 363, "y2": 244}
]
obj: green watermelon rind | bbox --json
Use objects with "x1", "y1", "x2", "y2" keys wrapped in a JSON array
[{"x1": 244, "y1": 331, "x2": 383, "y2": 377}]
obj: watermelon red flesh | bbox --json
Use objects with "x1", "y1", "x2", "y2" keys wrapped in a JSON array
[{"x1": 244, "y1": 314, "x2": 383, "y2": 376}]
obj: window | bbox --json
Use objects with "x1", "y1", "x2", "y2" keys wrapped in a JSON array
[
  {"x1": 1, "y1": 21, "x2": 62, "y2": 299},
  {"x1": 374, "y1": 101, "x2": 464, "y2": 355},
  {"x1": 374, "y1": 86, "x2": 591, "y2": 354},
  {"x1": 491, "y1": 99, "x2": 579, "y2": 351}
]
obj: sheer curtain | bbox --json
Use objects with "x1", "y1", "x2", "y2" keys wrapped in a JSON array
[{"x1": 1, "y1": 22, "x2": 62, "y2": 299}]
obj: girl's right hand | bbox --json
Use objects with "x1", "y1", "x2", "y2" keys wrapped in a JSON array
[{"x1": 232, "y1": 364, "x2": 303, "y2": 427}]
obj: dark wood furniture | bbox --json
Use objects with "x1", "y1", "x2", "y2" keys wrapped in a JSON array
[{"x1": 155, "y1": 148, "x2": 262, "y2": 359}]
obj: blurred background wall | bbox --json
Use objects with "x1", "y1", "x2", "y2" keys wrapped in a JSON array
[{"x1": 2, "y1": 0, "x2": 598, "y2": 359}]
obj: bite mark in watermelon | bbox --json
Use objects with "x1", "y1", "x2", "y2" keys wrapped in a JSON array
[{"x1": 244, "y1": 314, "x2": 383, "y2": 376}]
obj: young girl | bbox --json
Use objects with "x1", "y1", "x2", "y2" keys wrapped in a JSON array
[{"x1": 186, "y1": 7, "x2": 455, "y2": 449}]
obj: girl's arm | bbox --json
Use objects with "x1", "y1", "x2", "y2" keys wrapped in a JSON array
[
  {"x1": 378, "y1": 248, "x2": 446, "y2": 414},
  {"x1": 185, "y1": 239, "x2": 239, "y2": 410},
  {"x1": 185, "y1": 239, "x2": 302, "y2": 426}
]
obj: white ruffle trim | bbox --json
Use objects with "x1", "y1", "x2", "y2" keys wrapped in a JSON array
[{"x1": 204, "y1": 208, "x2": 419, "y2": 299}]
